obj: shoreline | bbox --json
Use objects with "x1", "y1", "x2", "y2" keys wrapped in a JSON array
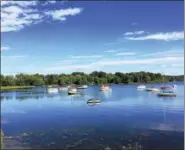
[
  {"x1": 1, "y1": 86, "x2": 35, "y2": 91},
  {"x1": 1, "y1": 81, "x2": 182, "y2": 91}
]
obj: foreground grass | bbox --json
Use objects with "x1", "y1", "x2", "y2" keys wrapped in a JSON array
[
  {"x1": 1, "y1": 130, "x2": 4, "y2": 149},
  {"x1": 1, "y1": 86, "x2": 34, "y2": 91}
]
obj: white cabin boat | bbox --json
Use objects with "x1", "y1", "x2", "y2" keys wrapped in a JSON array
[
  {"x1": 77, "y1": 85, "x2": 88, "y2": 89},
  {"x1": 137, "y1": 85, "x2": 146, "y2": 90},
  {"x1": 68, "y1": 88, "x2": 77, "y2": 95},
  {"x1": 58, "y1": 86, "x2": 68, "y2": 91}
]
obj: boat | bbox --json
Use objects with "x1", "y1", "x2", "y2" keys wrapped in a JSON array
[
  {"x1": 146, "y1": 87, "x2": 160, "y2": 92},
  {"x1": 47, "y1": 87, "x2": 59, "y2": 93},
  {"x1": 87, "y1": 99, "x2": 101, "y2": 106},
  {"x1": 136, "y1": 74, "x2": 146, "y2": 90},
  {"x1": 87, "y1": 98, "x2": 101, "y2": 104},
  {"x1": 68, "y1": 87, "x2": 77, "y2": 95},
  {"x1": 137, "y1": 85, "x2": 146, "y2": 90},
  {"x1": 151, "y1": 88, "x2": 160, "y2": 92},
  {"x1": 157, "y1": 88, "x2": 177, "y2": 97},
  {"x1": 146, "y1": 86, "x2": 154, "y2": 91},
  {"x1": 160, "y1": 85, "x2": 172, "y2": 89},
  {"x1": 157, "y1": 92, "x2": 176, "y2": 97},
  {"x1": 58, "y1": 86, "x2": 68, "y2": 91},
  {"x1": 100, "y1": 85, "x2": 111, "y2": 91},
  {"x1": 77, "y1": 85, "x2": 88, "y2": 89}
]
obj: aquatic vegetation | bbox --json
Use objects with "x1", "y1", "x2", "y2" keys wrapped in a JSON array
[
  {"x1": 105, "y1": 143, "x2": 142, "y2": 150},
  {"x1": 122, "y1": 143, "x2": 142, "y2": 150}
]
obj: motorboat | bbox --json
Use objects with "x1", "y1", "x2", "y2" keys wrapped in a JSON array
[
  {"x1": 87, "y1": 98, "x2": 101, "y2": 104},
  {"x1": 146, "y1": 87, "x2": 160, "y2": 92},
  {"x1": 47, "y1": 87, "x2": 58, "y2": 93},
  {"x1": 68, "y1": 87, "x2": 77, "y2": 95},
  {"x1": 157, "y1": 92, "x2": 176, "y2": 97},
  {"x1": 87, "y1": 98, "x2": 101, "y2": 106},
  {"x1": 137, "y1": 85, "x2": 146, "y2": 90},
  {"x1": 100, "y1": 85, "x2": 111, "y2": 91},
  {"x1": 157, "y1": 88, "x2": 177, "y2": 97},
  {"x1": 58, "y1": 86, "x2": 68, "y2": 91},
  {"x1": 77, "y1": 85, "x2": 88, "y2": 89}
]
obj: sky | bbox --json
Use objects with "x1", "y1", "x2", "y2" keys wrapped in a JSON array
[{"x1": 1, "y1": 1, "x2": 184, "y2": 75}]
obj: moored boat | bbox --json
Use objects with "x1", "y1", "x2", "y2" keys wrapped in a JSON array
[
  {"x1": 157, "y1": 92, "x2": 176, "y2": 97},
  {"x1": 58, "y1": 86, "x2": 68, "y2": 91},
  {"x1": 68, "y1": 87, "x2": 77, "y2": 95},
  {"x1": 137, "y1": 85, "x2": 146, "y2": 90},
  {"x1": 157, "y1": 87, "x2": 177, "y2": 97},
  {"x1": 77, "y1": 85, "x2": 88, "y2": 89},
  {"x1": 100, "y1": 85, "x2": 111, "y2": 91},
  {"x1": 87, "y1": 98, "x2": 101, "y2": 104},
  {"x1": 47, "y1": 87, "x2": 59, "y2": 93}
]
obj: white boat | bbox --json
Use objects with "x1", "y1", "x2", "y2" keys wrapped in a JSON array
[
  {"x1": 77, "y1": 85, "x2": 88, "y2": 89},
  {"x1": 58, "y1": 86, "x2": 68, "y2": 91},
  {"x1": 136, "y1": 74, "x2": 146, "y2": 90},
  {"x1": 146, "y1": 87, "x2": 159, "y2": 92},
  {"x1": 137, "y1": 85, "x2": 146, "y2": 90},
  {"x1": 68, "y1": 88, "x2": 77, "y2": 95},
  {"x1": 47, "y1": 87, "x2": 58, "y2": 93},
  {"x1": 151, "y1": 88, "x2": 160, "y2": 92},
  {"x1": 100, "y1": 85, "x2": 111, "y2": 91},
  {"x1": 157, "y1": 88, "x2": 177, "y2": 97}
]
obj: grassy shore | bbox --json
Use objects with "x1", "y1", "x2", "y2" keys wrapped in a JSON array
[{"x1": 1, "y1": 86, "x2": 34, "y2": 91}]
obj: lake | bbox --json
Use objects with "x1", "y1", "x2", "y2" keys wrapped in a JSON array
[{"x1": 1, "y1": 82, "x2": 184, "y2": 149}]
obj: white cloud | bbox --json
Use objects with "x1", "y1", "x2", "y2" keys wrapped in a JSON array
[
  {"x1": 124, "y1": 31, "x2": 145, "y2": 36},
  {"x1": 69, "y1": 55, "x2": 103, "y2": 59},
  {"x1": 1, "y1": 55, "x2": 28, "y2": 59},
  {"x1": 96, "y1": 56, "x2": 184, "y2": 66},
  {"x1": 1, "y1": 1, "x2": 83, "y2": 32},
  {"x1": 45, "y1": 7, "x2": 83, "y2": 21},
  {"x1": 171, "y1": 63, "x2": 184, "y2": 67},
  {"x1": 141, "y1": 50, "x2": 184, "y2": 57},
  {"x1": 1, "y1": 1, "x2": 38, "y2": 7},
  {"x1": 105, "y1": 49, "x2": 117, "y2": 53},
  {"x1": 1, "y1": 2, "x2": 43, "y2": 32},
  {"x1": 43, "y1": 56, "x2": 184, "y2": 74},
  {"x1": 1, "y1": 46, "x2": 10, "y2": 51},
  {"x1": 115, "y1": 52, "x2": 136, "y2": 56},
  {"x1": 125, "y1": 31, "x2": 184, "y2": 41}
]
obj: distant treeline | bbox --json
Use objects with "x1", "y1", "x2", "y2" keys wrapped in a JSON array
[{"x1": 0, "y1": 71, "x2": 184, "y2": 86}]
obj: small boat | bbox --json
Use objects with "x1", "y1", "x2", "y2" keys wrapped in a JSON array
[
  {"x1": 58, "y1": 86, "x2": 68, "y2": 91},
  {"x1": 100, "y1": 85, "x2": 111, "y2": 91},
  {"x1": 68, "y1": 87, "x2": 77, "y2": 95},
  {"x1": 160, "y1": 85, "x2": 172, "y2": 89},
  {"x1": 151, "y1": 88, "x2": 160, "y2": 92},
  {"x1": 137, "y1": 85, "x2": 146, "y2": 90},
  {"x1": 146, "y1": 86, "x2": 154, "y2": 91},
  {"x1": 157, "y1": 92, "x2": 176, "y2": 97},
  {"x1": 77, "y1": 85, "x2": 88, "y2": 89},
  {"x1": 157, "y1": 88, "x2": 177, "y2": 97},
  {"x1": 87, "y1": 98, "x2": 101, "y2": 104},
  {"x1": 47, "y1": 87, "x2": 59, "y2": 93}
]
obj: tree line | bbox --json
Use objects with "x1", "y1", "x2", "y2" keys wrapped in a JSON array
[{"x1": 0, "y1": 71, "x2": 184, "y2": 86}]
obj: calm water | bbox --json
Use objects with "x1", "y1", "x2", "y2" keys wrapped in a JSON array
[{"x1": 1, "y1": 82, "x2": 184, "y2": 149}]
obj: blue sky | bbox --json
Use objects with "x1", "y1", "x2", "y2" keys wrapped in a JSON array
[{"x1": 1, "y1": 1, "x2": 184, "y2": 75}]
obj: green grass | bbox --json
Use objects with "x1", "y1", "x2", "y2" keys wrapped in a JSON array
[{"x1": 1, "y1": 86, "x2": 34, "y2": 91}]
